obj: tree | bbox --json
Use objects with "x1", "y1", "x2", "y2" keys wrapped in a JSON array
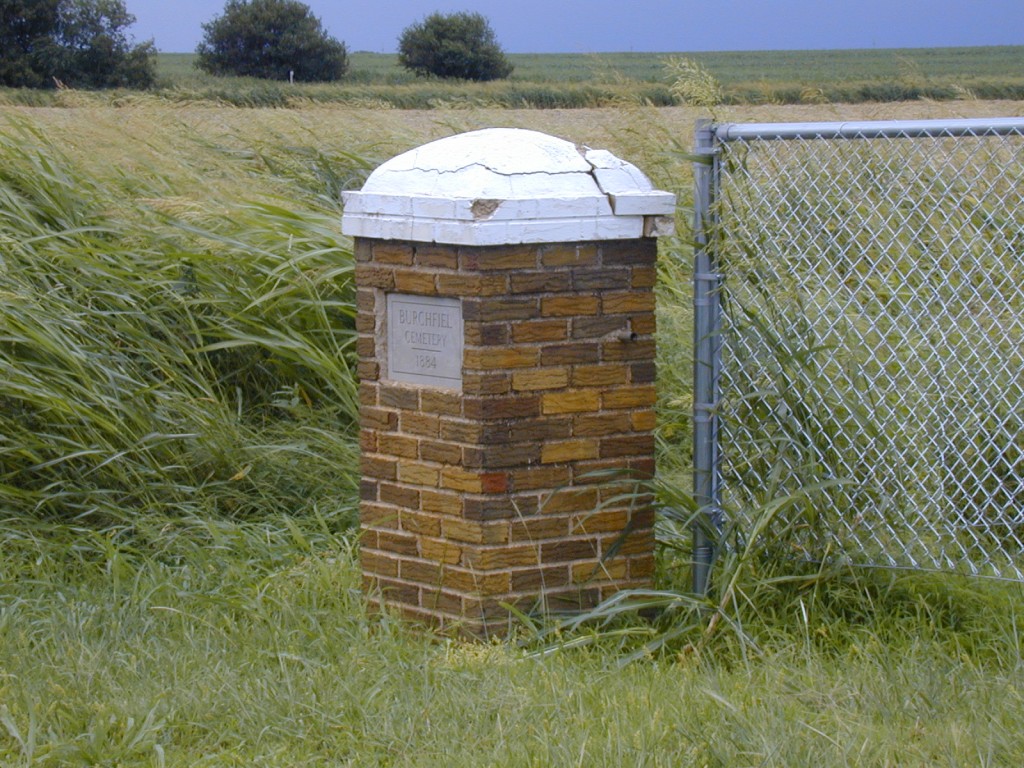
[
  {"x1": 398, "y1": 11, "x2": 512, "y2": 82},
  {"x1": 196, "y1": 0, "x2": 348, "y2": 82},
  {"x1": 0, "y1": 0, "x2": 155, "y2": 89}
]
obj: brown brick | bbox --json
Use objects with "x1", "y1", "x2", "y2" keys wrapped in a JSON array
[
  {"x1": 571, "y1": 509, "x2": 629, "y2": 535},
  {"x1": 541, "y1": 243, "x2": 598, "y2": 267},
  {"x1": 358, "y1": 382, "x2": 379, "y2": 407},
  {"x1": 355, "y1": 264, "x2": 395, "y2": 289},
  {"x1": 630, "y1": 554, "x2": 656, "y2": 579},
  {"x1": 572, "y1": 315, "x2": 627, "y2": 339},
  {"x1": 462, "y1": 297, "x2": 538, "y2": 322},
  {"x1": 602, "y1": 339, "x2": 656, "y2": 362},
  {"x1": 356, "y1": 311, "x2": 376, "y2": 334},
  {"x1": 511, "y1": 319, "x2": 568, "y2": 343},
  {"x1": 572, "y1": 558, "x2": 628, "y2": 583},
  {"x1": 400, "y1": 557, "x2": 443, "y2": 584},
  {"x1": 542, "y1": 296, "x2": 598, "y2": 317},
  {"x1": 357, "y1": 360, "x2": 380, "y2": 382},
  {"x1": 379, "y1": 483, "x2": 420, "y2": 509},
  {"x1": 601, "y1": 239, "x2": 657, "y2": 266},
  {"x1": 441, "y1": 518, "x2": 509, "y2": 545},
  {"x1": 603, "y1": 292, "x2": 656, "y2": 314},
  {"x1": 629, "y1": 361, "x2": 657, "y2": 384},
  {"x1": 542, "y1": 538, "x2": 600, "y2": 562},
  {"x1": 463, "y1": 494, "x2": 537, "y2": 520},
  {"x1": 414, "y1": 245, "x2": 458, "y2": 270},
  {"x1": 509, "y1": 515, "x2": 570, "y2": 541},
  {"x1": 600, "y1": 434, "x2": 656, "y2": 459},
  {"x1": 573, "y1": 267, "x2": 630, "y2": 291},
  {"x1": 541, "y1": 487, "x2": 599, "y2": 514},
  {"x1": 463, "y1": 347, "x2": 539, "y2": 370},
  {"x1": 356, "y1": 287, "x2": 376, "y2": 312},
  {"x1": 509, "y1": 418, "x2": 572, "y2": 443},
  {"x1": 441, "y1": 567, "x2": 511, "y2": 595},
  {"x1": 573, "y1": 412, "x2": 633, "y2": 437},
  {"x1": 379, "y1": 386, "x2": 420, "y2": 411},
  {"x1": 394, "y1": 270, "x2": 438, "y2": 294},
  {"x1": 632, "y1": 409, "x2": 657, "y2": 431},
  {"x1": 420, "y1": 490, "x2": 462, "y2": 516},
  {"x1": 461, "y1": 372, "x2": 512, "y2": 396},
  {"x1": 376, "y1": 530, "x2": 420, "y2": 557},
  {"x1": 356, "y1": 334, "x2": 375, "y2": 360},
  {"x1": 510, "y1": 271, "x2": 572, "y2": 294},
  {"x1": 572, "y1": 364, "x2": 629, "y2": 387},
  {"x1": 541, "y1": 439, "x2": 600, "y2": 464},
  {"x1": 480, "y1": 472, "x2": 511, "y2": 493},
  {"x1": 361, "y1": 503, "x2": 400, "y2": 530},
  {"x1": 631, "y1": 266, "x2": 657, "y2": 288},
  {"x1": 540, "y1": 343, "x2": 600, "y2": 366},
  {"x1": 359, "y1": 478, "x2": 378, "y2": 502},
  {"x1": 419, "y1": 439, "x2": 462, "y2": 465},
  {"x1": 463, "y1": 544, "x2": 540, "y2": 570},
  {"x1": 373, "y1": 243, "x2": 414, "y2": 266},
  {"x1": 369, "y1": 577, "x2": 420, "y2": 605},
  {"x1": 354, "y1": 239, "x2": 373, "y2": 263},
  {"x1": 361, "y1": 455, "x2": 398, "y2": 481},
  {"x1": 437, "y1": 273, "x2": 508, "y2": 296},
  {"x1": 512, "y1": 368, "x2": 569, "y2": 392},
  {"x1": 419, "y1": 586, "x2": 465, "y2": 615},
  {"x1": 601, "y1": 529, "x2": 655, "y2": 557},
  {"x1": 360, "y1": 549, "x2": 400, "y2": 578},
  {"x1": 400, "y1": 510, "x2": 441, "y2": 537},
  {"x1": 398, "y1": 461, "x2": 439, "y2": 487},
  {"x1": 461, "y1": 245, "x2": 538, "y2": 271},
  {"x1": 420, "y1": 537, "x2": 462, "y2": 564},
  {"x1": 511, "y1": 566, "x2": 572, "y2": 592},
  {"x1": 464, "y1": 323, "x2": 510, "y2": 347},
  {"x1": 378, "y1": 433, "x2": 419, "y2": 459},
  {"x1": 400, "y1": 412, "x2": 440, "y2": 438},
  {"x1": 463, "y1": 395, "x2": 540, "y2": 420},
  {"x1": 630, "y1": 314, "x2": 657, "y2": 336},
  {"x1": 359, "y1": 429, "x2": 378, "y2": 453},
  {"x1": 438, "y1": 419, "x2": 484, "y2": 443},
  {"x1": 542, "y1": 390, "x2": 600, "y2": 415},
  {"x1": 603, "y1": 385, "x2": 657, "y2": 409},
  {"x1": 510, "y1": 465, "x2": 571, "y2": 491}
]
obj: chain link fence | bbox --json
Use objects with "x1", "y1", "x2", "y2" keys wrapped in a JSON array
[{"x1": 693, "y1": 118, "x2": 1024, "y2": 584}]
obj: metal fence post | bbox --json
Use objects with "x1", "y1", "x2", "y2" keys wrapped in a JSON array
[{"x1": 692, "y1": 119, "x2": 722, "y2": 595}]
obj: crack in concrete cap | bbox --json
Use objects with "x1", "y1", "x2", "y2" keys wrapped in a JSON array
[{"x1": 342, "y1": 128, "x2": 675, "y2": 245}]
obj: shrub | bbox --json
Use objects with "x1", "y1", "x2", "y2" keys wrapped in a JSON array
[
  {"x1": 0, "y1": 0, "x2": 156, "y2": 89},
  {"x1": 196, "y1": 0, "x2": 348, "y2": 82},
  {"x1": 398, "y1": 11, "x2": 512, "y2": 82}
]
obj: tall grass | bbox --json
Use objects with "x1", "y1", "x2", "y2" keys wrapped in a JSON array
[{"x1": 0, "y1": 120, "x2": 361, "y2": 528}]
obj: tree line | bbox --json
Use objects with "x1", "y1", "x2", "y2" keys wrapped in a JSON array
[{"x1": 1, "y1": 0, "x2": 514, "y2": 89}]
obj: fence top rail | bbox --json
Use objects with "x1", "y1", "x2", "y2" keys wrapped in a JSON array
[{"x1": 713, "y1": 117, "x2": 1024, "y2": 142}]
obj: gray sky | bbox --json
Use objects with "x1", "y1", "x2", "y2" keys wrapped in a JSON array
[{"x1": 128, "y1": 0, "x2": 1024, "y2": 54}]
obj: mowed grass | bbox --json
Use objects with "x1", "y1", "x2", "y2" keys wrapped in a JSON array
[{"x1": 2, "y1": 100, "x2": 1024, "y2": 765}]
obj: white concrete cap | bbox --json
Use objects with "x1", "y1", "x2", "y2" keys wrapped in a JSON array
[{"x1": 341, "y1": 128, "x2": 675, "y2": 245}]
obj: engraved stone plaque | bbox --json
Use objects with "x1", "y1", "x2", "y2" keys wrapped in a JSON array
[{"x1": 386, "y1": 293, "x2": 463, "y2": 390}]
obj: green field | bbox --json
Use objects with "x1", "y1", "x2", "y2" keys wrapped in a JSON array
[
  {"x1": 2, "y1": 97, "x2": 1024, "y2": 764},
  {"x1": 6, "y1": 46, "x2": 1022, "y2": 108}
]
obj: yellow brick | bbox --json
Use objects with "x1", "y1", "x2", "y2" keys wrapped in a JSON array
[
  {"x1": 542, "y1": 390, "x2": 600, "y2": 414},
  {"x1": 463, "y1": 347, "x2": 539, "y2": 369},
  {"x1": 512, "y1": 368, "x2": 569, "y2": 391},
  {"x1": 420, "y1": 537, "x2": 462, "y2": 565},
  {"x1": 602, "y1": 386, "x2": 657, "y2": 409},
  {"x1": 541, "y1": 439, "x2": 600, "y2": 464},
  {"x1": 441, "y1": 518, "x2": 509, "y2": 545},
  {"x1": 398, "y1": 461, "x2": 439, "y2": 488},
  {"x1": 440, "y1": 467, "x2": 483, "y2": 493}
]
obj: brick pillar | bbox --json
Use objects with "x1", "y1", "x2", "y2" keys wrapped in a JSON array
[{"x1": 342, "y1": 129, "x2": 674, "y2": 637}]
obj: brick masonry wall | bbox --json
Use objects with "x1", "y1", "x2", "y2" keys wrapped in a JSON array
[{"x1": 355, "y1": 237, "x2": 657, "y2": 637}]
